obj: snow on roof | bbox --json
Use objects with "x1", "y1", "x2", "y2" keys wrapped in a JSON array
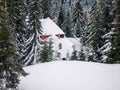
[{"x1": 40, "y1": 17, "x2": 65, "y2": 35}]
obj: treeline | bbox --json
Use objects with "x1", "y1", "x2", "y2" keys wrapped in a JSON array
[
  {"x1": 50, "y1": 0, "x2": 120, "y2": 64},
  {"x1": 70, "y1": 0, "x2": 120, "y2": 64}
]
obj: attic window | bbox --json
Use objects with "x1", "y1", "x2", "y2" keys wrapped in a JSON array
[
  {"x1": 56, "y1": 34, "x2": 64, "y2": 39},
  {"x1": 40, "y1": 35, "x2": 50, "y2": 40}
]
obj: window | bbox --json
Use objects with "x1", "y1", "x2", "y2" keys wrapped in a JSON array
[{"x1": 59, "y1": 43, "x2": 62, "y2": 49}]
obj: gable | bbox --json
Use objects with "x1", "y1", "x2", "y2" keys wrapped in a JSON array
[{"x1": 40, "y1": 17, "x2": 65, "y2": 35}]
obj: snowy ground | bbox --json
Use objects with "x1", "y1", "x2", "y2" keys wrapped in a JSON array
[{"x1": 19, "y1": 61, "x2": 120, "y2": 90}]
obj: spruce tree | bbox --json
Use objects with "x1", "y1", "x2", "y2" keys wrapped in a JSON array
[
  {"x1": 39, "y1": 41, "x2": 49, "y2": 62},
  {"x1": 70, "y1": 50, "x2": 78, "y2": 60},
  {"x1": 62, "y1": 11, "x2": 73, "y2": 37},
  {"x1": 98, "y1": 0, "x2": 114, "y2": 62},
  {"x1": 48, "y1": 38, "x2": 54, "y2": 61},
  {"x1": 78, "y1": 48, "x2": 86, "y2": 61},
  {"x1": 70, "y1": 45, "x2": 78, "y2": 60},
  {"x1": 57, "y1": 7, "x2": 65, "y2": 29},
  {"x1": 86, "y1": 0, "x2": 104, "y2": 62},
  {"x1": 7, "y1": 0, "x2": 27, "y2": 65},
  {"x1": 41, "y1": 0, "x2": 52, "y2": 18},
  {"x1": 73, "y1": 0, "x2": 86, "y2": 38},
  {"x1": 39, "y1": 38, "x2": 54, "y2": 62},
  {"x1": 107, "y1": 0, "x2": 120, "y2": 63},
  {"x1": 50, "y1": 0, "x2": 62, "y2": 18},
  {"x1": 23, "y1": 0, "x2": 42, "y2": 65},
  {"x1": 0, "y1": 0, "x2": 27, "y2": 89}
]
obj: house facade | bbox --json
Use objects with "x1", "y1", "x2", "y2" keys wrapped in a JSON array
[{"x1": 40, "y1": 17, "x2": 79, "y2": 60}]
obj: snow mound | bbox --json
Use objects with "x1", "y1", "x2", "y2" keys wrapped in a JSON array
[{"x1": 19, "y1": 61, "x2": 120, "y2": 90}]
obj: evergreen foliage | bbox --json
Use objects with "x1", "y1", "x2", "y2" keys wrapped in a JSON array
[
  {"x1": 0, "y1": 0, "x2": 27, "y2": 89},
  {"x1": 57, "y1": 7, "x2": 65, "y2": 29},
  {"x1": 39, "y1": 38, "x2": 54, "y2": 62},
  {"x1": 87, "y1": 53, "x2": 94, "y2": 62},
  {"x1": 73, "y1": 0, "x2": 86, "y2": 38},
  {"x1": 70, "y1": 48, "x2": 78, "y2": 60},
  {"x1": 48, "y1": 38, "x2": 54, "y2": 61},
  {"x1": 41, "y1": 0, "x2": 52, "y2": 18},
  {"x1": 23, "y1": 0, "x2": 42, "y2": 65},
  {"x1": 7, "y1": 0, "x2": 27, "y2": 65},
  {"x1": 107, "y1": 0, "x2": 120, "y2": 63},
  {"x1": 78, "y1": 49, "x2": 86, "y2": 61},
  {"x1": 39, "y1": 41, "x2": 49, "y2": 62},
  {"x1": 70, "y1": 50, "x2": 78, "y2": 60},
  {"x1": 62, "y1": 11, "x2": 73, "y2": 37},
  {"x1": 98, "y1": 0, "x2": 114, "y2": 63},
  {"x1": 86, "y1": 0, "x2": 104, "y2": 62}
]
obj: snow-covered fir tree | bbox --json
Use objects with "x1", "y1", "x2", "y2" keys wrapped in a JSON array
[
  {"x1": 0, "y1": 0, "x2": 27, "y2": 89},
  {"x1": 55, "y1": 0, "x2": 74, "y2": 37},
  {"x1": 107, "y1": 0, "x2": 120, "y2": 63},
  {"x1": 40, "y1": 0, "x2": 52, "y2": 18},
  {"x1": 62, "y1": 11, "x2": 73, "y2": 37},
  {"x1": 57, "y1": 7, "x2": 65, "y2": 30},
  {"x1": 78, "y1": 48, "x2": 86, "y2": 61},
  {"x1": 70, "y1": 50, "x2": 78, "y2": 60},
  {"x1": 85, "y1": 0, "x2": 105, "y2": 62},
  {"x1": 73, "y1": 0, "x2": 86, "y2": 38},
  {"x1": 39, "y1": 38, "x2": 54, "y2": 62},
  {"x1": 70, "y1": 45, "x2": 78, "y2": 60},
  {"x1": 7, "y1": 0, "x2": 27, "y2": 65},
  {"x1": 98, "y1": 0, "x2": 114, "y2": 63},
  {"x1": 39, "y1": 41, "x2": 49, "y2": 62},
  {"x1": 23, "y1": 0, "x2": 42, "y2": 65},
  {"x1": 50, "y1": 0, "x2": 61, "y2": 18},
  {"x1": 48, "y1": 38, "x2": 54, "y2": 61}
]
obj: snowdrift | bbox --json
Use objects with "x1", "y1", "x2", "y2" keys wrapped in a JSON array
[{"x1": 19, "y1": 61, "x2": 120, "y2": 90}]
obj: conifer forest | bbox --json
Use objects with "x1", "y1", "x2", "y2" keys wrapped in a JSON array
[{"x1": 0, "y1": 0, "x2": 120, "y2": 89}]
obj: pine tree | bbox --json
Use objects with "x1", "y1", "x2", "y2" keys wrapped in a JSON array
[
  {"x1": 70, "y1": 45, "x2": 78, "y2": 60},
  {"x1": 73, "y1": 0, "x2": 86, "y2": 38},
  {"x1": 39, "y1": 38, "x2": 54, "y2": 62},
  {"x1": 70, "y1": 50, "x2": 78, "y2": 60},
  {"x1": 107, "y1": 0, "x2": 120, "y2": 63},
  {"x1": 54, "y1": 51, "x2": 61, "y2": 60},
  {"x1": 98, "y1": 0, "x2": 114, "y2": 62},
  {"x1": 23, "y1": 0, "x2": 42, "y2": 65},
  {"x1": 50, "y1": 0, "x2": 62, "y2": 18},
  {"x1": 85, "y1": 0, "x2": 104, "y2": 62},
  {"x1": 78, "y1": 48, "x2": 86, "y2": 61},
  {"x1": 39, "y1": 41, "x2": 49, "y2": 62},
  {"x1": 7, "y1": 0, "x2": 27, "y2": 65},
  {"x1": 62, "y1": 11, "x2": 73, "y2": 37},
  {"x1": 48, "y1": 38, "x2": 54, "y2": 61},
  {"x1": 57, "y1": 6, "x2": 74, "y2": 37},
  {"x1": 0, "y1": 0, "x2": 27, "y2": 89},
  {"x1": 41, "y1": 0, "x2": 52, "y2": 18},
  {"x1": 57, "y1": 7, "x2": 65, "y2": 29}
]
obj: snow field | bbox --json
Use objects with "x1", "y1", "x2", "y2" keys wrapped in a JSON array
[{"x1": 19, "y1": 61, "x2": 120, "y2": 90}]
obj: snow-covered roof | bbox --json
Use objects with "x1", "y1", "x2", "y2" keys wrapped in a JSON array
[{"x1": 40, "y1": 17, "x2": 65, "y2": 35}]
